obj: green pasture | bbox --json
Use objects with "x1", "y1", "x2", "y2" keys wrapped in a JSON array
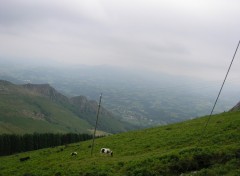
[{"x1": 0, "y1": 111, "x2": 239, "y2": 175}]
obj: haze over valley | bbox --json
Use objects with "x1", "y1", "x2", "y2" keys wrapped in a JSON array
[
  {"x1": 1, "y1": 0, "x2": 240, "y2": 128},
  {"x1": 0, "y1": 62, "x2": 239, "y2": 128}
]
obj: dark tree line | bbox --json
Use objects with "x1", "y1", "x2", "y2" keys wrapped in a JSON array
[{"x1": 0, "y1": 133, "x2": 92, "y2": 156}]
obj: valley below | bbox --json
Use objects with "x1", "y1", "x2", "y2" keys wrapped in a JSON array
[
  {"x1": 0, "y1": 64, "x2": 240, "y2": 175},
  {"x1": 1, "y1": 64, "x2": 239, "y2": 128}
]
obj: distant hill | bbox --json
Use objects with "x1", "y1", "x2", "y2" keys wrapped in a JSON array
[
  {"x1": 1, "y1": 64, "x2": 239, "y2": 127},
  {"x1": 0, "y1": 110, "x2": 239, "y2": 175},
  {"x1": 230, "y1": 101, "x2": 240, "y2": 111},
  {"x1": 0, "y1": 80, "x2": 135, "y2": 134}
]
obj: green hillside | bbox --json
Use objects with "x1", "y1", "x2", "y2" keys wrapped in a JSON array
[
  {"x1": 2, "y1": 65, "x2": 238, "y2": 128},
  {"x1": 0, "y1": 80, "x2": 134, "y2": 134},
  {"x1": 0, "y1": 111, "x2": 239, "y2": 175},
  {"x1": 0, "y1": 81, "x2": 91, "y2": 134}
]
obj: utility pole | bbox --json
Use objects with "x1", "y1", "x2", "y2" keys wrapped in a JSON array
[{"x1": 91, "y1": 93, "x2": 102, "y2": 156}]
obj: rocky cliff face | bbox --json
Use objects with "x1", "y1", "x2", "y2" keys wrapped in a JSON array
[
  {"x1": 0, "y1": 80, "x2": 136, "y2": 133},
  {"x1": 22, "y1": 83, "x2": 69, "y2": 103},
  {"x1": 70, "y1": 96, "x2": 112, "y2": 116},
  {"x1": 21, "y1": 84, "x2": 104, "y2": 114},
  {"x1": 70, "y1": 96, "x2": 94, "y2": 113}
]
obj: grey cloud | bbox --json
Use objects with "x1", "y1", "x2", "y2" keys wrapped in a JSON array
[
  {"x1": 0, "y1": 0, "x2": 240, "y2": 81},
  {"x1": 0, "y1": 0, "x2": 106, "y2": 29}
]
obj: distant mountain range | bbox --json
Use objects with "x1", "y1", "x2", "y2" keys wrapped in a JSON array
[
  {"x1": 0, "y1": 64, "x2": 239, "y2": 127},
  {"x1": 0, "y1": 80, "x2": 135, "y2": 134}
]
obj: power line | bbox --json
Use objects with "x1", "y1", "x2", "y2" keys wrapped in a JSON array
[
  {"x1": 182, "y1": 40, "x2": 240, "y2": 174},
  {"x1": 197, "y1": 40, "x2": 240, "y2": 145}
]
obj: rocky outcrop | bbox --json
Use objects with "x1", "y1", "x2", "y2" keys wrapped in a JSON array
[
  {"x1": 0, "y1": 80, "x2": 135, "y2": 133},
  {"x1": 22, "y1": 83, "x2": 69, "y2": 103}
]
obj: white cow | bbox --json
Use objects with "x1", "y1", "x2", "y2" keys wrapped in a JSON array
[
  {"x1": 71, "y1": 152, "x2": 77, "y2": 156},
  {"x1": 100, "y1": 148, "x2": 113, "y2": 156}
]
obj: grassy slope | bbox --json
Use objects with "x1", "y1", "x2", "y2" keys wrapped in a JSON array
[
  {"x1": 0, "y1": 93, "x2": 92, "y2": 134},
  {"x1": 0, "y1": 111, "x2": 239, "y2": 176},
  {"x1": 0, "y1": 80, "x2": 135, "y2": 134}
]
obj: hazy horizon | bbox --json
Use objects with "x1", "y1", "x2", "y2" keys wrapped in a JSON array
[{"x1": 0, "y1": 0, "x2": 240, "y2": 81}]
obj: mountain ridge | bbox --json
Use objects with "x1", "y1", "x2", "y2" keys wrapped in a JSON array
[
  {"x1": 1, "y1": 65, "x2": 239, "y2": 127},
  {"x1": 0, "y1": 80, "x2": 135, "y2": 134}
]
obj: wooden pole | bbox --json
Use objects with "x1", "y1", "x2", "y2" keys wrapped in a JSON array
[{"x1": 91, "y1": 93, "x2": 102, "y2": 156}]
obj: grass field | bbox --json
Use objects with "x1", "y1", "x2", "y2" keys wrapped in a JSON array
[{"x1": 0, "y1": 111, "x2": 239, "y2": 176}]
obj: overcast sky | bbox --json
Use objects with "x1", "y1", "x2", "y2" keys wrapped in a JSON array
[{"x1": 0, "y1": 0, "x2": 240, "y2": 81}]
